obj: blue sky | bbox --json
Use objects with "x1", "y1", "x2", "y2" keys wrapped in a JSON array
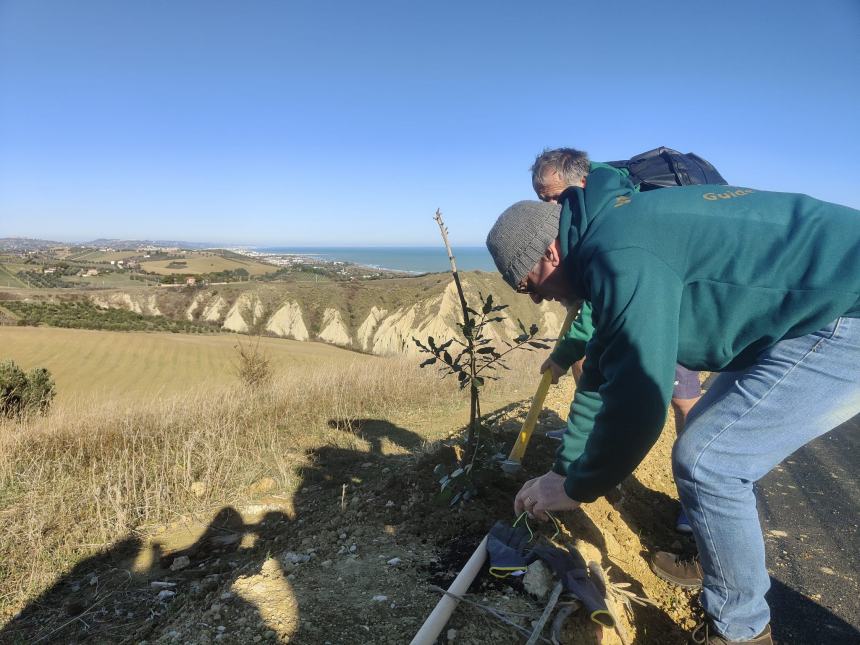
[{"x1": 1, "y1": 1, "x2": 858, "y2": 245}]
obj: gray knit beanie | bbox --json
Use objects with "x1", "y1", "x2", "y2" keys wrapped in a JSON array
[{"x1": 486, "y1": 200, "x2": 562, "y2": 289}]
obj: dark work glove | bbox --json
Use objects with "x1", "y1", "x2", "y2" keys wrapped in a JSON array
[
  {"x1": 529, "y1": 543, "x2": 614, "y2": 628},
  {"x1": 486, "y1": 521, "x2": 532, "y2": 578}
]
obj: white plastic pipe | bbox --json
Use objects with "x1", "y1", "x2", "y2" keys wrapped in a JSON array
[{"x1": 410, "y1": 534, "x2": 489, "y2": 645}]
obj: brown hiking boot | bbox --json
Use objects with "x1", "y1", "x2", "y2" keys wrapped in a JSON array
[
  {"x1": 650, "y1": 550, "x2": 703, "y2": 588},
  {"x1": 690, "y1": 621, "x2": 772, "y2": 644}
]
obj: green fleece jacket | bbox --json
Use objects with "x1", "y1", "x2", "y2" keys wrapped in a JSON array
[
  {"x1": 554, "y1": 167, "x2": 860, "y2": 502},
  {"x1": 550, "y1": 163, "x2": 634, "y2": 370}
]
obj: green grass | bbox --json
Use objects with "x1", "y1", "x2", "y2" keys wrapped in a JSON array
[{"x1": 0, "y1": 265, "x2": 27, "y2": 288}]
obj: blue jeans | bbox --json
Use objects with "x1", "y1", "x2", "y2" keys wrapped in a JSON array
[{"x1": 673, "y1": 317, "x2": 860, "y2": 640}]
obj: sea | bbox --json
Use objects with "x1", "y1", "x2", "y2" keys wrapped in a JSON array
[{"x1": 257, "y1": 246, "x2": 496, "y2": 274}]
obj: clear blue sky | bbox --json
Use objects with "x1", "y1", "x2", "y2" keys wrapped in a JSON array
[{"x1": 1, "y1": 1, "x2": 858, "y2": 245}]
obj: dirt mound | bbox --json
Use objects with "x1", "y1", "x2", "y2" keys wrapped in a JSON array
[{"x1": 0, "y1": 386, "x2": 700, "y2": 644}]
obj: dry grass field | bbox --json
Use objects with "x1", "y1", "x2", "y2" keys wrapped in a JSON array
[
  {"x1": 0, "y1": 326, "x2": 372, "y2": 406},
  {"x1": 0, "y1": 321, "x2": 714, "y2": 643},
  {"x1": 0, "y1": 330, "x2": 483, "y2": 625},
  {"x1": 140, "y1": 253, "x2": 277, "y2": 276}
]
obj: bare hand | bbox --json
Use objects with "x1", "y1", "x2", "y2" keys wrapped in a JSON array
[
  {"x1": 571, "y1": 358, "x2": 585, "y2": 385},
  {"x1": 514, "y1": 471, "x2": 581, "y2": 521},
  {"x1": 540, "y1": 357, "x2": 567, "y2": 385}
]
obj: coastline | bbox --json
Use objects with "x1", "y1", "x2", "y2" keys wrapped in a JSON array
[{"x1": 235, "y1": 246, "x2": 495, "y2": 275}]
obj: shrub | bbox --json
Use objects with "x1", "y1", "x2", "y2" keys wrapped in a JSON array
[
  {"x1": 0, "y1": 360, "x2": 55, "y2": 419},
  {"x1": 234, "y1": 336, "x2": 273, "y2": 388},
  {"x1": 24, "y1": 368, "x2": 55, "y2": 416}
]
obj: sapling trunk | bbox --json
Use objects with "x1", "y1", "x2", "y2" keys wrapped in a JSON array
[{"x1": 434, "y1": 209, "x2": 480, "y2": 463}]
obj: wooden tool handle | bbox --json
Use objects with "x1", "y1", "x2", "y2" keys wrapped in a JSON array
[
  {"x1": 507, "y1": 369, "x2": 553, "y2": 462},
  {"x1": 506, "y1": 306, "x2": 579, "y2": 465}
]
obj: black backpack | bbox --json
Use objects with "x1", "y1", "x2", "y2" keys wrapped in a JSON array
[{"x1": 607, "y1": 146, "x2": 727, "y2": 190}]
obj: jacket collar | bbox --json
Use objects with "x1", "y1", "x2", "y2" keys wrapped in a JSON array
[{"x1": 557, "y1": 165, "x2": 637, "y2": 298}]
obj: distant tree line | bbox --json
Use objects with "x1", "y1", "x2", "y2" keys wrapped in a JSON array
[
  {"x1": 16, "y1": 266, "x2": 82, "y2": 288},
  {"x1": 158, "y1": 268, "x2": 250, "y2": 284},
  {"x1": 5, "y1": 301, "x2": 219, "y2": 334},
  {"x1": 257, "y1": 265, "x2": 338, "y2": 282}
]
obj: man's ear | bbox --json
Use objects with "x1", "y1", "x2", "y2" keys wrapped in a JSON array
[{"x1": 545, "y1": 238, "x2": 563, "y2": 267}]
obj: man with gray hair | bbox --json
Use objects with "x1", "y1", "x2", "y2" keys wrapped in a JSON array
[
  {"x1": 485, "y1": 166, "x2": 860, "y2": 644},
  {"x1": 531, "y1": 147, "x2": 708, "y2": 535},
  {"x1": 531, "y1": 147, "x2": 590, "y2": 202}
]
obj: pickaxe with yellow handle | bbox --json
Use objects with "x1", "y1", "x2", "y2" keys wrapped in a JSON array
[{"x1": 501, "y1": 306, "x2": 578, "y2": 474}]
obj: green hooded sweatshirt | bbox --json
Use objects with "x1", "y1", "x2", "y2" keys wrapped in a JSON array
[
  {"x1": 553, "y1": 167, "x2": 860, "y2": 502},
  {"x1": 550, "y1": 163, "x2": 636, "y2": 370}
]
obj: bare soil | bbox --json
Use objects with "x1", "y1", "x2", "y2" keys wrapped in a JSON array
[{"x1": 0, "y1": 383, "x2": 701, "y2": 644}]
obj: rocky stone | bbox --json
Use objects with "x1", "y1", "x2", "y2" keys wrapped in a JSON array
[
  {"x1": 387, "y1": 557, "x2": 401, "y2": 566},
  {"x1": 349, "y1": 544, "x2": 357, "y2": 553},
  {"x1": 573, "y1": 539, "x2": 602, "y2": 566},
  {"x1": 447, "y1": 628, "x2": 458, "y2": 642},
  {"x1": 170, "y1": 556, "x2": 191, "y2": 571},
  {"x1": 523, "y1": 560, "x2": 553, "y2": 601},
  {"x1": 249, "y1": 477, "x2": 276, "y2": 495},
  {"x1": 201, "y1": 575, "x2": 220, "y2": 592},
  {"x1": 371, "y1": 595, "x2": 388, "y2": 602},
  {"x1": 156, "y1": 590, "x2": 176, "y2": 602},
  {"x1": 282, "y1": 551, "x2": 311, "y2": 565}
]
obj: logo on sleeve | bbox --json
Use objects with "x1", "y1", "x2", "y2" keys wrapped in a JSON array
[
  {"x1": 614, "y1": 195, "x2": 632, "y2": 208},
  {"x1": 703, "y1": 188, "x2": 754, "y2": 201}
]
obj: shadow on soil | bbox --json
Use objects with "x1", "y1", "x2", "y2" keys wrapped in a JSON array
[
  {"x1": 0, "y1": 419, "x2": 427, "y2": 644},
  {"x1": 4, "y1": 408, "x2": 851, "y2": 644}
]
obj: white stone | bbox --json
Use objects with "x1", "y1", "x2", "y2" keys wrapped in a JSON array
[
  {"x1": 523, "y1": 560, "x2": 553, "y2": 601},
  {"x1": 170, "y1": 555, "x2": 191, "y2": 571},
  {"x1": 282, "y1": 551, "x2": 311, "y2": 564}
]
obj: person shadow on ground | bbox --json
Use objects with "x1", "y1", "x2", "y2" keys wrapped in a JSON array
[{"x1": 0, "y1": 419, "x2": 425, "y2": 645}]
